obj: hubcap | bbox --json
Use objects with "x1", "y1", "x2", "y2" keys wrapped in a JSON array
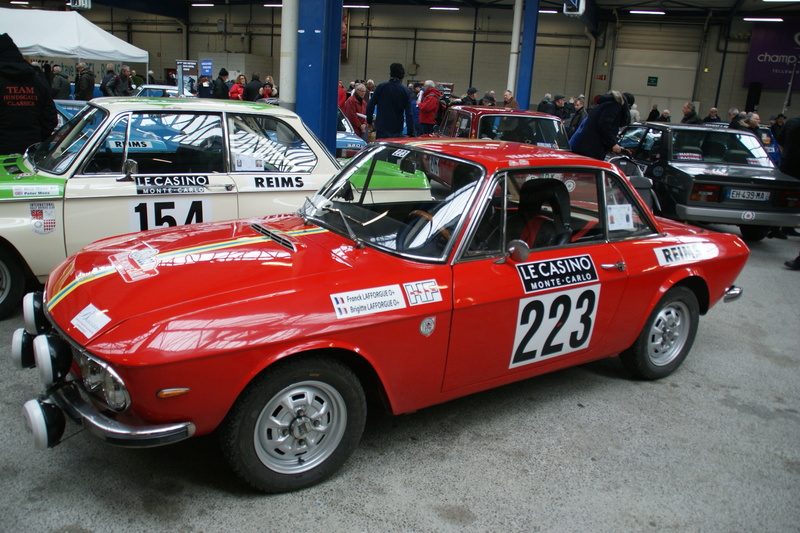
[
  {"x1": 254, "y1": 381, "x2": 347, "y2": 474},
  {"x1": 647, "y1": 301, "x2": 690, "y2": 367}
]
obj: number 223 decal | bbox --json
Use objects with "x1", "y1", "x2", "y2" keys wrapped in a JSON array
[{"x1": 511, "y1": 285, "x2": 599, "y2": 368}]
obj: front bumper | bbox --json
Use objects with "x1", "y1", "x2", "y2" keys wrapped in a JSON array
[
  {"x1": 675, "y1": 204, "x2": 800, "y2": 226},
  {"x1": 48, "y1": 381, "x2": 196, "y2": 448}
]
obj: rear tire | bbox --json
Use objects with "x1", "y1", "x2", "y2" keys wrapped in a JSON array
[
  {"x1": 620, "y1": 286, "x2": 699, "y2": 380},
  {"x1": 0, "y1": 248, "x2": 25, "y2": 319},
  {"x1": 219, "y1": 357, "x2": 366, "y2": 493},
  {"x1": 739, "y1": 225, "x2": 769, "y2": 242}
]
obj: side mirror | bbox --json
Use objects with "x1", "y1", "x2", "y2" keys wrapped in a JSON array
[
  {"x1": 120, "y1": 159, "x2": 138, "y2": 181},
  {"x1": 496, "y1": 239, "x2": 530, "y2": 264}
]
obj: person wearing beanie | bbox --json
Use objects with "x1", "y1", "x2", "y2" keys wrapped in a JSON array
[
  {"x1": 569, "y1": 90, "x2": 633, "y2": 160},
  {"x1": 461, "y1": 87, "x2": 479, "y2": 106},
  {"x1": 0, "y1": 33, "x2": 57, "y2": 155},
  {"x1": 366, "y1": 62, "x2": 414, "y2": 139},
  {"x1": 211, "y1": 67, "x2": 229, "y2": 99}
]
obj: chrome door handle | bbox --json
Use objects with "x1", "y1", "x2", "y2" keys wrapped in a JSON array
[{"x1": 600, "y1": 261, "x2": 626, "y2": 272}]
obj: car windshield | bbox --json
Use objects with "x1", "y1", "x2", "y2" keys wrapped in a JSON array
[
  {"x1": 478, "y1": 115, "x2": 569, "y2": 149},
  {"x1": 670, "y1": 129, "x2": 774, "y2": 166},
  {"x1": 298, "y1": 144, "x2": 483, "y2": 261},
  {"x1": 30, "y1": 106, "x2": 107, "y2": 174}
]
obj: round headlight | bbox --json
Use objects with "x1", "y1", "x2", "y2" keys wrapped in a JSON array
[
  {"x1": 101, "y1": 368, "x2": 130, "y2": 411},
  {"x1": 11, "y1": 328, "x2": 36, "y2": 369},
  {"x1": 79, "y1": 355, "x2": 104, "y2": 392},
  {"x1": 23, "y1": 292, "x2": 50, "y2": 335},
  {"x1": 33, "y1": 334, "x2": 73, "y2": 387}
]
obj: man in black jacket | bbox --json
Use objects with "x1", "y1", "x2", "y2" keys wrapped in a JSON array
[
  {"x1": 74, "y1": 62, "x2": 95, "y2": 101},
  {"x1": 569, "y1": 90, "x2": 633, "y2": 160},
  {"x1": 366, "y1": 63, "x2": 413, "y2": 139},
  {"x1": 0, "y1": 33, "x2": 57, "y2": 155},
  {"x1": 211, "y1": 68, "x2": 229, "y2": 99}
]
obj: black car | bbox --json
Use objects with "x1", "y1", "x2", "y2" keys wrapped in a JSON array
[{"x1": 618, "y1": 123, "x2": 800, "y2": 241}]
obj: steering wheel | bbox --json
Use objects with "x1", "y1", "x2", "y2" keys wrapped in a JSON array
[{"x1": 408, "y1": 210, "x2": 451, "y2": 241}]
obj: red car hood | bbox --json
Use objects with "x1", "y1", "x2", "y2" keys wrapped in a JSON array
[{"x1": 44, "y1": 215, "x2": 363, "y2": 345}]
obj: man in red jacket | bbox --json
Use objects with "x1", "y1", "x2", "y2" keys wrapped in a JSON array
[
  {"x1": 417, "y1": 80, "x2": 442, "y2": 135},
  {"x1": 343, "y1": 83, "x2": 369, "y2": 140}
]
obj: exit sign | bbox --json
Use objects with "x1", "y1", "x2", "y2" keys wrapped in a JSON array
[{"x1": 647, "y1": 76, "x2": 658, "y2": 87}]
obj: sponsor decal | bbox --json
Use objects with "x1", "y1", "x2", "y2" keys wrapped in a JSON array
[
  {"x1": 108, "y1": 140, "x2": 154, "y2": 150},
  {"x1": 741, "y1": 211, "x2": 756, "y2": 221},
  {"x1": 253, "y1": 176, "x2": 305, "y2": 189},
  {"x1": 110, "y1": 245, "x2": 160, "y2": 282},
  {"x1": 30, "y1": 202, "x2": 56, "y2": 235},
  {"x1": 516, "y1": 254, "x2": 599, "y2": 294},
  {"x1": 676, "y1": 152, "x2": 703, "y2": 161},
  {"x1": 71, "y1": 303, "x2": 111, "y2": 339},
  {"x1": 331, "y1": 284, "x2": 407, "y2": 319},
  {"x1": 14, "y1": 185, "x2": 59, "y2": 197},
  {"x1": 654, "y1": 242, "x2": 718, "y2": 266},
  {"x1": 136, "y1": 176, "x2": 209, "y2": 195},
  {"x1": 403, "y1": 279, "x2": 443, "y2": 306}
]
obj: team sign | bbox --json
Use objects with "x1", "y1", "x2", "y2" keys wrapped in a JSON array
[
  {"x1": 516, "y1": 254, "x2": 598, "y2": 294},
  {"x1": 136, "y1": 176, "x2": 209, "y2": 195}
]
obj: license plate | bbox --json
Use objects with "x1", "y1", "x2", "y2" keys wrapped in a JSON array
[{"x1": 727, "y1": 189, "x2": 770, "y2": 201}]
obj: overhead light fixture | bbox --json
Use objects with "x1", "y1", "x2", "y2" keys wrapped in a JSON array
[
  {"x1": 744, "y1": 17, "x2": 784, "y2": 21},
  {"x1": 430, "y1": 6, "x2": 460, "y2": 10},
  {"x1": 192, "y1": 3, "x2": 214, "y2": 6},
  {"x1": 539, "y1": 10, "x2": 558, "y2": 13},
  {"x1": 11, "y1": 0, "x2": 30, "y2": 4},
  {"x1": 761, "y1": 0, "x2": 796, "y2": 2},
  {"x1": 344, "y1": 4, "x2": 370, "y2": 7},
  {"x1": 630, "y1": 10, "x2": 665, "y2": 15},
  {"x1": 263, "y1": 3, "x2": 281, "y2": 6}
]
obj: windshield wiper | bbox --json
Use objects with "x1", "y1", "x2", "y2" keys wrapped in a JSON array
[{"x1": 323, "y1": 205, "x2": 364, "y2": 249}]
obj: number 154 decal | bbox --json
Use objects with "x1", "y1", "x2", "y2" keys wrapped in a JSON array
[{"x1": 510, "y1": 285, "x2": 599, "y2": 368}]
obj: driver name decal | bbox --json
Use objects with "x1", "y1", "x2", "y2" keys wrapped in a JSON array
[
  {"x1": 331, "y1": 285, "x2": 406, "y2": 319},
  {"x1": 517, "y1": 254, "x2": 598, "y2": 294},
  {"x1": 136, "y1": 176, "x2": 209, "y2": 195}
]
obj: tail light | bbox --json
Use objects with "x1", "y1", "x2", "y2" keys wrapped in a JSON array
[
  {"x1": 690, "y1": 183, "x2": 721, "y2": 202},
  {"x1": 775, "y1": 190, "x2": 800, "y2": 208}
]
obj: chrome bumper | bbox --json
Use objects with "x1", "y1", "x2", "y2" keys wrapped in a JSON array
[
  {"x1": 52, "y1": 382, "x2": 195, "y2": 448},
  {"x1": 675, "y1": 205, "x2": 800, "y2": 227},
  {"x1": 723, "y1": 285, "x2": 743, "y2": 303}
]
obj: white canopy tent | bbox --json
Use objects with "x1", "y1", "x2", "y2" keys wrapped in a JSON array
[{"x1": 0, "y1": 7, "x2": 148, "y2": 68}]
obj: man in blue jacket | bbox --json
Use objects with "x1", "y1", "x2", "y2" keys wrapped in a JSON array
[
  {"x1": 366, "y1": 63, "x2": 413, "y2": 139},
  {"x1": 569, "y1": 91, "x2": 633, "y2": 160}
]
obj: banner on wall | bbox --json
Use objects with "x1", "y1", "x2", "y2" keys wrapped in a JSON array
[{"x1": 744, "y1": 19, "x2": 799, "y2": 92}]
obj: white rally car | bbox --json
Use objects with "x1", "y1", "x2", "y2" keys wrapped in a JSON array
[{"x1": 0, "y1": 98, "x2": 341, "y2": 317}]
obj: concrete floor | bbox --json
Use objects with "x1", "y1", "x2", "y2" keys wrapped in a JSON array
[{"x1": 1, "y1": 225, "x2": 798, "y2": 533}]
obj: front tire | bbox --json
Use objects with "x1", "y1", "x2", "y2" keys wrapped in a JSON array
[
  {"x1": 0, "y1": 248, "x2": 25, "y2": 319},
  {"x1": 620, "y1": 286, "x2": 699, "y2": 380},
  {"x1": 219, "y1": 357, "x2": 366, "y2": 493}
]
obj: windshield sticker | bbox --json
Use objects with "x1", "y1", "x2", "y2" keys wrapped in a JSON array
[
  {"x1": 136, "y1": 176, "x2": 209, "y2": 195},
  {"x1": 71, "y1": 303, "x2": 112, "y2": 339},
  {"x1": 403, "y1": 279, "x2": 443, "y2": 306},
  {"x1": 110, "y1": 245, "x2": 160, "y2": 282},
  {"x1": 331, "y1": 284, "x2": 407, "y2": 319},
  {"x1": 234, "y1": 153, "x2": 264, "y2": 171},
  {"x1": 675, "y1": 152, "x2": 703, "y2": 161},
  {"x1": 517, "y1": 254, "x2": 598, "y2": 294},
  {"x1": 654, "y1": 242, "x2": 718, "y2": 266},
  {"x1": 30, "y1": 202, "x2": 56, "y2": 235},
  {"x1": 14, "y1": 185, "x2": 60, "y2": 197},
  {"x1": 607, "y1": 204, "x2": 634, "y2": 231}
]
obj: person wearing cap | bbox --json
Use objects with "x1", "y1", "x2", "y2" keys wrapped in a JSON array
[
  {"x1": 211, "y1": 68, "x2": 229, "y2": 99},
  {"x1": 542, "y1": 93, "x2": 568, "y2": 120},
  {"x1": 461, "y1": 87, "x2": 478, "y2": 106},
  {"x1": 366, "y1": 62, "x2": 414, "y2": 139}
]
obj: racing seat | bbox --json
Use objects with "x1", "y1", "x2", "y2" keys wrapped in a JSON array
[{"x1": 512, "y1": 178, "x2": 572, "y2": 248}]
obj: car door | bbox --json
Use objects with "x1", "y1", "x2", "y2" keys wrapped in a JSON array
[
  {"x1": 63, "y1": 111, "x2": 237, "y2": 256},
  {"x1": 226, "y1": 113, "x2": 340, "y2": 216},
  {"x1": 443, "y1": 168, "x2": 634, "y2": 393}
]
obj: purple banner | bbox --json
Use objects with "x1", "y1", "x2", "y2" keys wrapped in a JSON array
[{"x1": 744, "y1": 19, "x2": 799, "y2": 91}]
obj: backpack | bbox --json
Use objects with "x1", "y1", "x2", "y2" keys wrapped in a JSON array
[{"x1": 434, "y1": 96, "x2": 449, "y2": 125}]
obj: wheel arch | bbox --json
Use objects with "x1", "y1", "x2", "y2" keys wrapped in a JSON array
[
  {"x1": 0, "y1": 237, "x2": 35, "y2": 279},
  {"x1": 671, "y1": 275, "x2": 710, "y2": 315}
]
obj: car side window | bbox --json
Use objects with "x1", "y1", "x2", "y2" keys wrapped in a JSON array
[
  {"x1": 602, "y1": 171, "x2": 655, "y2": 240},
  {"x1": 229, "y1": 114, "x2": 317, "y2": 173},
  {"x1": 441, "y1": 109, "x2": 457, "y2": 135},
  {"x1": 84, "y1": 112, "x2": 225, "y2": 175},
  {"x1": 455, "y1": 113, "x2": 471, "y2": 138}
]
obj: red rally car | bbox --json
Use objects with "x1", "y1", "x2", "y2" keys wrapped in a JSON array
[{"x1": 13, "y1": 139, "x2": 749, "y2": 493}]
